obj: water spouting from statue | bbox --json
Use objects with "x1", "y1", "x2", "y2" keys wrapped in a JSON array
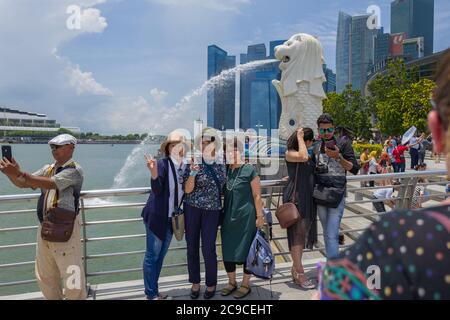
[{"x1": 112, "y1": 59, "x2": 278, "y2": 189}]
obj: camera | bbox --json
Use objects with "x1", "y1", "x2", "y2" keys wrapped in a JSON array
[{"x1": 314, "y1": 162, "x2": 329, "y2": 174}]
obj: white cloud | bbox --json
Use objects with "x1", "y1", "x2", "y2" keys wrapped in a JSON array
[
  {"x1": 150, "y1": 88, "x2": 168, "y2": 105},
  {"x1": 80, "y1": 8, "x2": 108, "y2": 33},
  {"x1": 66, "y1": 64, "x2": 113, "y2": 96},
  {"x1": 148, "y1": 0, "x2": 251, "y2": 13}
]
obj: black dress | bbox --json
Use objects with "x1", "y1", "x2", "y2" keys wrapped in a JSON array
[{"x1": 283, "y1": 159, "x2": 317, "y2": 250}]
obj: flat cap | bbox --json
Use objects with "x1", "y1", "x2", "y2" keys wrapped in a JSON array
[{"x1": 48, "y1": 134, "x2": 77, "y2": 146}]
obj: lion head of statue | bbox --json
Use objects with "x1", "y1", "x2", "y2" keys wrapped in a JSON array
[{"x1": 274, "y1": 33, "x2": 327, "y2": 99}]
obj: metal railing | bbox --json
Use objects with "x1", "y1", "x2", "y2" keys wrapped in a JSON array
[{"x1": 0, "y1": 170, "x2": 448, "y2": 295}]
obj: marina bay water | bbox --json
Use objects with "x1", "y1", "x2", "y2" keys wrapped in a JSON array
[
  {"x1": 0, "y1": 143, "x2": 184, "y2": 296},
  {"x1": 0, "y1": 59, "x2": 279, "y2": 296}
]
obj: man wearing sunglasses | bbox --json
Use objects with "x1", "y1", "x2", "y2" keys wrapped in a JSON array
[
  {"x1": 312, "y1": 114, "x2": 359, "y2": 259},
  {"x1": 0, "y1": 134, "x2": 86, "y2": 300}
]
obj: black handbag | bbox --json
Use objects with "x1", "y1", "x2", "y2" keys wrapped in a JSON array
[{"x1": 313, "y1": 185, "x2": 345, "y2": 208}]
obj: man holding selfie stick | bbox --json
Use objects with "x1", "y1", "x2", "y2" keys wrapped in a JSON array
[
  {"x1": 312, "y1": 114, "x2": 359, "y2": 259},
  {"x1": 0, "y1": 134, "x2": 86, "y2": 300}
]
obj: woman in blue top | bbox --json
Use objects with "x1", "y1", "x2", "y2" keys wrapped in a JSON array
[
  {"x1": 183, "y1": 127, "x2": 226, "y2": 300},
  {"x1": 141, "y1": 130, "x2": 189, "y2": 300}
]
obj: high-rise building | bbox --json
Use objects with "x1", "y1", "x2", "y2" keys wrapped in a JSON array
[
  {"x1": 322, "y1": 64, "x2": 336, "y2": 94},
  {"x1": 374, "y1": 28, "x2": 390, "y2": 64},
  {"x1": 391, "y1": 0, "x2": 434, "y2": 56},
  {"x1": 239, "y1": 41, "x2": 285, "y2": 134},
  {"x1": 403, "y1": 37, "x2": 425, "y2": 60},
  {"x1": 336, "y1": 11, "x2": 378, "y2": 93},
  {"x1": 207, "y1": 45, "x2": 236, "y2": 130}
]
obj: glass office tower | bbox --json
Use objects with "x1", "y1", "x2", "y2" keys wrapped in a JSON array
[
  {"x1": 239, "y1": 41, "x2": 285, "y2": 135},
  {"x1": 391, "y1": 0, "x2": 434, "y2": 56},
  {"x1": 207, "y1": 45, "x2": 236, "y2": 130},
  {"x1": 336, "y1": 12, "x2": 378, "y2": 93}
]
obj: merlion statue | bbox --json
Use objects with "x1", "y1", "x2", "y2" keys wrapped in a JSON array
[{"x1": 272, "y1": 33, "x2": 327, "y2": 140}]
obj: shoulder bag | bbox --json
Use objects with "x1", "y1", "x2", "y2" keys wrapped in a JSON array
[{"x1": 275, "y1": 163, "x2": 300, "y2": 229}]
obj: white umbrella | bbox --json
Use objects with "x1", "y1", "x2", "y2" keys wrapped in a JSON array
[{"x1": 401, "y1": 126, "x2": 417, "y2": 145}]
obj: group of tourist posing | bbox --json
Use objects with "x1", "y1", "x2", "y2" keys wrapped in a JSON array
[
  {"x1": 1, "y1": 49, "x2": 449, "y2": 300},
  {"x1": 141, "y1": 112, "x2": 360, "y2": 300}
]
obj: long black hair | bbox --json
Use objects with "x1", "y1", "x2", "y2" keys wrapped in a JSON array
[{"x1": 286, "y1": 128, "x2": 314, "y2": 151}]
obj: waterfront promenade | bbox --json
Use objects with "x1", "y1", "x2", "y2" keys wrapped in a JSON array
[{"x1": 0, "y1": 156, "x2": 447, "y2": 300}]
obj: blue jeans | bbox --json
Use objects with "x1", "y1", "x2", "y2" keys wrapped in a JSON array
[
  {"x1": 317, "y1": 197, "x2": 345, "y2": 260},
  {"x1": 143, "y1": 222, "x2": 172, "y2": 299}
]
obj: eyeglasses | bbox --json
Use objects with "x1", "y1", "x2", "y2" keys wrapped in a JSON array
[{"x1": 319, "y1": 127, "x2": 334, "y2": 135}]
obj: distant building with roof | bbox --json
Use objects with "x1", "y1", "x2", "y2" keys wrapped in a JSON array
[{"x1": 0, "y1": 107, "x2": 80, "y2": 133}]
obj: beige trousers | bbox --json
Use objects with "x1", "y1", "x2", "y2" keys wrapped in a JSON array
[{"x1": 35, "y1": 216, "x2": 87, "y2": 300}]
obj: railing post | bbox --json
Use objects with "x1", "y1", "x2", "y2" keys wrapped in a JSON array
[
  {"x1": 396, "y1": 177, "x2": 419, "y2": 210},
  {"x1": 80, "y1": 199, "x2": 89, "y2": 293},
  {"x1": 404, "y1": 177, "x2": 419, "y2": 209},
  {"x1": 265, "y1": 185, "x2": 273, "y2": 209}
]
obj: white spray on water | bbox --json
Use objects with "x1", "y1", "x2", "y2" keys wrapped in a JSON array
[{"x1": 112, "y1": 59, "x2": 278, "y2": 189}]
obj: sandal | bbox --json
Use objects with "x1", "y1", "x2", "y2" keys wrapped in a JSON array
[
  {"x1": 220, "y1": 282, "x2": 237, "y2": 296},
  {"x1": 233, "y1": 284, "x2": 252, "y2": 299},
  {"x1": 292, "y1": 267, "x2": 316, "y2": 290}
]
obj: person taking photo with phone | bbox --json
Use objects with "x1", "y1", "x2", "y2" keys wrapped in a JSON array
[
  {"x1": 312, "y1": 114, "x2": 359, "y2": 259},
  {"x1": 0, "y1": 134, "x2": 86, "y2": 300}
]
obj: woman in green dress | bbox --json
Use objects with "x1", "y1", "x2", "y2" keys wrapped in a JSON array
[{"x1": 220, "y1": 137, "x2": 264, "y2": 299}]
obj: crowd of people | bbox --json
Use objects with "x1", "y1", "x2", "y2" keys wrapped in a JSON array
[{"x1": 1, "y1": 51, "x2": 449, "y2": 301}]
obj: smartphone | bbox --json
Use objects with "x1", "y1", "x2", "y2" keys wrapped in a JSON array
[
  {"x1": 1, "y1": 145, "x2": 12, "y2": 162},
  {"x1": 325, "y1": 140, "x2": 336, "y2": 150}
]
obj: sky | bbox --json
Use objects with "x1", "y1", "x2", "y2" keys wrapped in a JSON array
[{"x1": 0, "y1": 0, "x2": 449, "y2": 135}]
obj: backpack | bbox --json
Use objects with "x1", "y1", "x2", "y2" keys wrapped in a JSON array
[{"x1": 246, "y1": 230, "x2": 275, "y2": 280}]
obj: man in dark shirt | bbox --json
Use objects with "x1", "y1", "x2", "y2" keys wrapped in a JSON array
[{"x1": 312, "y1": 113, "x2": 359, "y2": 259}]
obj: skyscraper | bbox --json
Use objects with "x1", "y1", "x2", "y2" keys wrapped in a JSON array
[
  {"x1": 336, "y1": 11, "x2": 378, "y2": 93},
  {"x1": 323, "y1": 64, "x2": 336, "y2": 94},
  {"x1": 207, "y1": 45, "x2": 236, "y2": 130},
  {"x1": 391, "y1": 0, "x2": 434, "y2": 56},
  {"x1": 374, "y1": 27, "x2": 390, "y2": 64},
  {"x1": 239, "y1": 41, "x2": 285, "y2": 134}
]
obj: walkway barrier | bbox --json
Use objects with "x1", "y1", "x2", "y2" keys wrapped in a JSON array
[{"x1": 0, "y1": 170, "x2": 448, "y2": 295}]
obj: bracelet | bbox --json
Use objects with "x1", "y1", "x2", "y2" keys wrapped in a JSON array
[{"x1": 189, "y1": 170, "x2": 198, "y2": 177}]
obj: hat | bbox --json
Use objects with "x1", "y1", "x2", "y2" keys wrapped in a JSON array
[
  {"x1": 160, "y1": 130, "x2": 190, "y2": 155},
  {"x1": 48, "y1": 134, "x2": 77, "y2": 146},
  {"x1": 194, "y1": 127, "x2": 222, "y2": 152}
]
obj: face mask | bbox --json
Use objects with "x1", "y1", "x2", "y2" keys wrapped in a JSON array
[{"x1": 307, "y1": 147, "x2": 314, "y2": 156}]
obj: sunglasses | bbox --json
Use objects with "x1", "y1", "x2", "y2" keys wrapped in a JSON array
[
  {"x1": 50, "y1": 144, "x2": 65, "y2": 150},
  {"x1": 319, "y1": 127, "x2": 334, "y2": 134},
  {"x1": 202, "y1": 136, "x2": 215, "y2": 144}
]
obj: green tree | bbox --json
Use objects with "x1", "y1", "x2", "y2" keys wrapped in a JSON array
[
  {"x1": 323, "y1": 85, "x2": 372, "y2": 139},
  {"x1": 401, "y1": 79, "x2": 435, "y2": 133},
  {"x1": 57, "y1": 128, "x2": 73, "y2": 134},
  {"x1": 367, "y1": 58, "x2": 432, "y2": 135}
]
